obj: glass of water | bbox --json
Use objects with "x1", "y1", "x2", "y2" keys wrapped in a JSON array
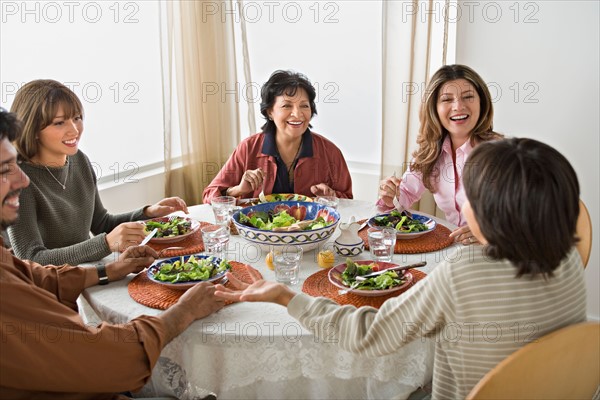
[
  {"x1": 367, "y1": 227, "x2": 396, "y2": 262},
  {"x1": 273, "y1": 246, "x2": 303, "y2": 285},
  {"x1": 201, "y1": 225, "x2": 230, "y2": 260},
  {"x1": 315, "y1": 195, "x2": 339, "y2": 210},
  {"x1": 211, "y1": 196, "x2": 236, "y2": 226}
]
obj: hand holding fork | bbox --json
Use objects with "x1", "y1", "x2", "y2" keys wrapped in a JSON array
[
  {"x1": 258, "y1": 170, "x2": 267, "y2": 203},
  {"x1": 379, "y1": 171, "x2": 402, "y2": 208}
]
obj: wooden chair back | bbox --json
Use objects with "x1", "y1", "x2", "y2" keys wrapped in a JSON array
[
  {"x1": 576, "y1": 200, "x2": 593, "y2": 267},
  {"x1": 467, "y1": 322, "x2": 600, "y2": 400}
]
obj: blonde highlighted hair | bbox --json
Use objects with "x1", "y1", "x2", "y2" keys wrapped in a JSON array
[
  {"x1": 10, "y1": 79, "x2": 83, "y2": 161},
  {"x1": 412, "y1": 64, "x2": 502, "y2": 192}
]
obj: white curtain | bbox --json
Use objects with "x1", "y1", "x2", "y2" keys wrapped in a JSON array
[
  {"x1": 381, "y1": 0, "x2": 453, "y2": 217},
  {"x1": 160, "y1": 0, "x2": 241, "y2": 205}
]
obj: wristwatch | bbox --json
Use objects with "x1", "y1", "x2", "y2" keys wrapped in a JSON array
[{"x1": 96, "y1": 263, "x2": 109, "y2": 285}]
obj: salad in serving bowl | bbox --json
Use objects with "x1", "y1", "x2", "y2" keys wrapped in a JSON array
[
  {"x1": 232, "y1": 201, "x2": 340, "y2": 252},
  {"x1": 262, "y1": 193, "x2": 313, "y2": 203},
  {"x1": 368, "y1": 210, "x2": 436, "y2": 240},
  {"x1": 237, "y1": 193, "x2": 313, "y2": 207}
]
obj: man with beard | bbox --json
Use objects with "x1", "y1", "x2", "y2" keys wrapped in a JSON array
[{"x1": 0, "y1": 108, "x2": 223, "y2": 399}]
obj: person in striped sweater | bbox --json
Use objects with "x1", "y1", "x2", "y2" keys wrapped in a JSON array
[{"x1": 215, "y1": 137, "x2": 587, "y2": 399}]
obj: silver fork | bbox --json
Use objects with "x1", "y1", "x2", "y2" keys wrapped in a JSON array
[
  {"x1": 338, "y1": 280, "x2": 362, "y2": 295},
  {"x1": 391, "y1": 171, "x2": 413, "y2": 218},
  {"x1": 258, "y1": 173, "x2": 267, "y2": 203}
]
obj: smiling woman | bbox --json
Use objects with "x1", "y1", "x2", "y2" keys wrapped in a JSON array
[
  {"x1": 7, "y1": 80, "x2": 189, "y2": 266},
  {"x1": 377, "y1": 64, "x2": 504, "y2": 245},
  {"x1": 202, "y1": 70, "x2": 353, "y2": 204}
]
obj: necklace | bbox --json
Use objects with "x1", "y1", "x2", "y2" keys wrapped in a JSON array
[
  {"x1": 285, "y1": 138, "x2": 303, "y2": 183},
  {"x1": 43, "y1": 158, "x2": 69, "y2": 190}
]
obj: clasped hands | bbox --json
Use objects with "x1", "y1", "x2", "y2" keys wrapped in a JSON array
[
  {"x1": 214, "y1": 267, "x2": 295, "y2": 307},
  {"x1": 106, "y1": 196, "x2": 189, "y2": 252}
]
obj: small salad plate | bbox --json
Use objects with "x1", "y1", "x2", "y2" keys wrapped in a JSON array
[
  {"x1": 328, "y1": 260, "x2": 413, "y2": 297},
  {"x1": 144, "y1": 216, "x2": 200, "y2": 244},
  {"x1": 368, "y1": 211, "x2": 436, "y2": 240},
  {"x1": 147, "y1": 254, "x2": 230, "y2": 290}
]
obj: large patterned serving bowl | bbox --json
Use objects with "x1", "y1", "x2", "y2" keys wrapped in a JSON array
[{"x1": 232, "y1": 201, "x2": 340, "y2": 252}]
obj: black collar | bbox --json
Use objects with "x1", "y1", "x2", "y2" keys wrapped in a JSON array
[{"x1": 262, "y1": 129, "x2": 313, "y2": 159}]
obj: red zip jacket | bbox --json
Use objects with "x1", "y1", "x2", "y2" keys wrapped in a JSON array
[{"x1": 202, "y1": 131, "x2": 353, "y2": 203}]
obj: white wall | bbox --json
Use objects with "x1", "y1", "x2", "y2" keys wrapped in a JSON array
[{"x1": 455, "y1": 0, "x2": 599, "y2": 319}]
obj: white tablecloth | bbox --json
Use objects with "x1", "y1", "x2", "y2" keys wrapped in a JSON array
[{"x1": 81, "y1": 199, "x2": 458, "y2": 399}]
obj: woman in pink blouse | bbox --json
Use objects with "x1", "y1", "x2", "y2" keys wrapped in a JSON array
[{"x1": 378, "y1": 64, "x2": 503, "y2": 245}]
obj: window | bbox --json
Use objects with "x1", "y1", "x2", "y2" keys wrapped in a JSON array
[
  {"x1": 0, "y1": 1, "x2": 163, "y2": 184},
  {"x1": 233, "y1": 0, "x2": 383, "y2": 164}
]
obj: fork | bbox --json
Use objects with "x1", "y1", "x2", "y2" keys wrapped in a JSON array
[
  {"x1": 258, "y1": 172, "x2": 267, "y2": 203},
  {"x1": 338, "y1": 280, "x2": 362, "y2": 295},
  {"x1": 141, "y1": 228, "x2": 158, "y2": 246},
  {"x1": 354, "y1": 261, "x2": 427, "y2": 281},
  {"x1": 391, "y1": 171, "x2": 413, "y2": 218}
]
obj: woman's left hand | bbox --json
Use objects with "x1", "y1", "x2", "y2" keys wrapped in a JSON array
[
  {"x1": 144, "y1": 196, "x2": 189, "y2": 218},
  {"x1": 310, "y1": 183, "x2": 336, "y2": 197},
  {"x1": 449, "y1": 225, "x2": 480, "y2": 245}
]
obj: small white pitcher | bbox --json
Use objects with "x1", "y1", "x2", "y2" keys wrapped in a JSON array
[{"x1": 334, "y1": 216, "x2": 364, "y2": 257}]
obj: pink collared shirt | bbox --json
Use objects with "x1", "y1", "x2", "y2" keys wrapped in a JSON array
[{"x1": 377, "y1": 136, "x2": 473, "y2": 227}]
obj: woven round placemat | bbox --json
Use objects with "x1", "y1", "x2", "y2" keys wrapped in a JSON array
[
  {"x1": 358, "y1": 219, "x2": 454, "y2": 254},
  {"x1": 302, "y1": 268, "x2": 427, "y2": 309},
  {"x1": 128, "y1": 261, "x2": 261, "y2": 310}
]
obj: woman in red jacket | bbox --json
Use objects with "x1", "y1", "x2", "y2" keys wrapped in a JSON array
[{"x1": 202, "y1": 70, "x2": 353, "y2": 203}]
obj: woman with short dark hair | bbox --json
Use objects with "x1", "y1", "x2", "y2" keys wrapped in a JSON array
[{"x1": 202, "y1": 70, "x2": 352, "y2": 203}]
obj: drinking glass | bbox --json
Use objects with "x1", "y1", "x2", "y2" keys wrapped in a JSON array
[
  {"x1": 315, "y1": 195, "x2": 339, "y2": 210},
  {"x1": 201, "y1": 225, "x2": 230, "y2": 260},
  {"x1": 367, "y1": 227, "x2": 396, "y2": 262},
  {"x1": 211, "y1": 196, "x2": 236, "y2": 226},
  {"x1": 273, "y1": 246, "x2": 303, "y2": 285}
]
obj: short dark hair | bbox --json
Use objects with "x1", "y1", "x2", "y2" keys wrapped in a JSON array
[
  {"x1": 259, "y1": 70, "x2": 317, "y2": 135},
  {"x1": 0, "y1": 107, "x2": 23, "y2": 142},
  {"x1": 463, "y1": 138, "x2": 580, "y2": 277}
]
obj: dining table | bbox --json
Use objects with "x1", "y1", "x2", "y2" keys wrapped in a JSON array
[{"x1": 80, "y1": 199, "x2": 461, "y2": 400}]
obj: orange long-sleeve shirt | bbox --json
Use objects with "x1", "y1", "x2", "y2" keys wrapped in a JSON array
[{"x1": 0, "y1": 239, "x2": 168, "y2": 399}]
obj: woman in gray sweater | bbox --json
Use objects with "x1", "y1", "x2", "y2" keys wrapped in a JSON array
[
  {"x1": 8, "y1": 80, "x2": 188, "y2": 265},
  {"x1": 215, "y1": 138, "x2": 587, "y2": 398}
]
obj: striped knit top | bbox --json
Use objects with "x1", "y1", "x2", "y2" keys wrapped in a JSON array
[
  {"x1": 288, "y1": 247, "x2": 587, "y2": 399},
  {"x1": 7, "y1": 150, "x2": 146, "y2": 266}
]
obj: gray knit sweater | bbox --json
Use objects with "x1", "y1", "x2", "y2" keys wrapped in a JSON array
[
  {"x1": 7, "y1": 150, "x2": 146, "y2": 265},
  {"x1": 288, "y1": 247, "x2": 587, "y2": 399}
]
